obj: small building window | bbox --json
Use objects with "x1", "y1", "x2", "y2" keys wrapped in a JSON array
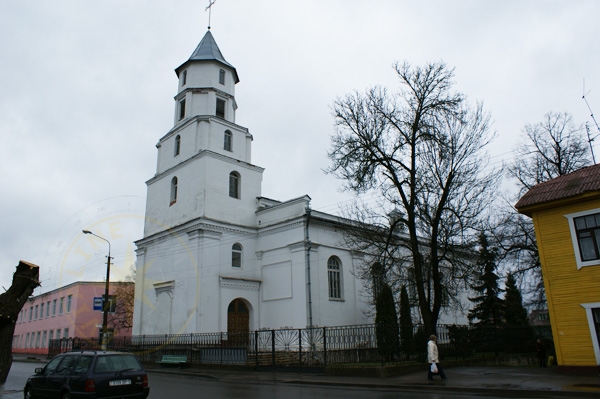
[
  {"x1": 224, "y1": 130, "x2": 232, "y2": 151},
  {"x1": 567, "y1": 209, "x2": 600, "y2": 268},
  {"x1": 179, "y1": 99, "x2": 186, "y2": 120},
  {"x1": 52, "y1": 299, "x2": 57, "y2": 316},
  {"x1": 229, "y1": 172, "x2": 240, "y2": 199},
  {"x1": 574, "y1": 212, "x2": 600, "y2": 261},
  {"x1": 216, "y1": 98, "x2": 225, "y2": 118},
  {"x1": 182, "y1": 70, "x2": 187, "y2": 86},
  {"x1": 46, "y1": 301, "x2": 50, "y2": 317},
  {"x1": 219, "y1": 69, "x2": 225, "y2": 85},
  {"x1": 174, "y1": 135, "x2": 181, "y2": 156},
  {"x1": 232, "y1": 243, "x2": 242, "y2": 268},
  {"x1": 67, "y1": 295, "x2": 73, "y2": 313},
  {"x1": 170, "y1": 177, "x2": 178, "y2": 206},
  {"x1": 328, "y1": 256, "x2": 342, "y2": 299},
  {"x1": 59, "y1": 297, "x2": 64, "y2": 315},
  {"x1": 40, "y1": 303, "x2": 44, "y2": 318}
]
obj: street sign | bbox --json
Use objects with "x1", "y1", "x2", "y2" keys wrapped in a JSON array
[{"x1": 93, "y1": 297, "x2": 103, "y2": 310}]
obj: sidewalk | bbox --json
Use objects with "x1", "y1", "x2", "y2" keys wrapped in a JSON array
[
  {"x1": 148, "y1": 364, "x2": 600, "y2": 397},
  {"x1": 5, "y1": 355, "x2": 600, "y2": 398}
]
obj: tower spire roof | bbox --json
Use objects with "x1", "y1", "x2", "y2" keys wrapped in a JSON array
[{"x1": 175, "y1": 30, "x2": 239, "y2": 83}]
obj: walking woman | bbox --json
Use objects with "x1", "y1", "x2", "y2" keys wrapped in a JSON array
[{"x1": 427, "y1": 335, "x2": 447, "y2": 380}]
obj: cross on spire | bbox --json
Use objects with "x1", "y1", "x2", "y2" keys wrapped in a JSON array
[{"x1": 206, "y1": 0, "x2": 217, "y2": 30}]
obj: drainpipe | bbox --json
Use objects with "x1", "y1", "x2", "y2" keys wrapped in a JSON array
[{"x1": 305, "y1": 205, "x2": 313, "y2": 329}]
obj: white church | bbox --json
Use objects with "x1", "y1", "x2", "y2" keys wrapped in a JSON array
[{"x1": 132, "y1": 30, "x2": 467, "y2": 337}]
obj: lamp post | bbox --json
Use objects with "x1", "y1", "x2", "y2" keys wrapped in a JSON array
[{"x1": 82, "y1": 229, "x2": 112, "y2": 350}]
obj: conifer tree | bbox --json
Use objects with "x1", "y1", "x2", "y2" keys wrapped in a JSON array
[
  {"x1": 399, "y1": 285, "x2": 415, "y2": 356},
  {"x1": 468, "y1": 232, "x2": 504, "y2": 326},
  {"x1": 375, "y1": 283, "x2": 400, "y2": 360},
  {"x1": 503, "y1": 274, "x2": 530, "y2": 327}
]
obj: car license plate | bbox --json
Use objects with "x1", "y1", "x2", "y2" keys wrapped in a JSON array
[{"x1": 109, "y1": 379, "x2": 131, "y2": 386}]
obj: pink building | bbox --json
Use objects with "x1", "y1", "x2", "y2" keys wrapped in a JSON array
[{"x1": 12, "y1": 281, "x2": 132, "y2": 355}]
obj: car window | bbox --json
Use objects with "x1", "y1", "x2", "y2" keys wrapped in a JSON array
[
  {"x1": 73, "y1": 356, "x2": 93, "y2": 375},
  {"x1": 93, "y1": 355, "x2": 143, "y2": 373},
  {"x1": 55, "y1": 355, "x2": 78, "y2": 375},
  {"x1": 43, "y1": 356, "x2": 63, "y2": 375}
]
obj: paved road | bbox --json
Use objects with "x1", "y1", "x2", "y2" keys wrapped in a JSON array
[{"x1": 3, "y1": 360, "x2": 599, "y2": 399}]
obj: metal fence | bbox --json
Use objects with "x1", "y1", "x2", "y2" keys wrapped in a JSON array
[{"x1": 47, "y1": 324, "x2": 552, "y2": 370}]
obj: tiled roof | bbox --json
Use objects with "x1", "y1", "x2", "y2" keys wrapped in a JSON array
[{"x1": 515, "y1": 163, "x2": 600, "y2": 211}]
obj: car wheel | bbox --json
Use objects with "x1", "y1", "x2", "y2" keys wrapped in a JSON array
[
  {"x1": 60, "y1": 393, "x2": 71, "y2": 399},
  {"x1": 24, "y1": 386, "x2": 33, "y2": 399}
]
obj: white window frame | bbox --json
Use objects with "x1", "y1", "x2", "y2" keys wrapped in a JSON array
[
  {"x1": 232, "y1": 243, "x2": 242, "y2": 268},
  {"x1": 580, "y1": 302, "x2": 600, "y2": 365},
  {"x1": 565, "y1": 208, "x2": 600, "y2": 269},
  {"x1": 229, "y1": 172, "x2": 240, "y2": 199},
  {"x1": 327, "y1": 256, "x2": 343, "y2": 300},
  {"x1": 170, "y1": 176, "x2": 178, "y2": 206}
]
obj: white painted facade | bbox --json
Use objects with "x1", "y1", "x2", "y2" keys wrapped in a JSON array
[
  {"x1": 132, "y1": 31, "x2": 469, "y2": 336},
  {"x1": 133, "y1": 32, "x2": 374, "y2": 336}
]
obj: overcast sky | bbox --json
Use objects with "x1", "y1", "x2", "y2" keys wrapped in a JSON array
[{"x1": 1, "y1": 0, "x2": 599, "y2": 294}]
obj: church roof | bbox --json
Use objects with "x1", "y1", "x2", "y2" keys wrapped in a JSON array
[
  {"x1": 175, "y1": 30, "x2": 239, "y2": 83},
  {"x1": 515, "y1": 163, "x2": 600, "y2": 215}
]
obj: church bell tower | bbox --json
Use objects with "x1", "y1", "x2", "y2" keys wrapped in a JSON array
[{"x1": 141, "y1": 31, "x2": 264, "y2": 238}]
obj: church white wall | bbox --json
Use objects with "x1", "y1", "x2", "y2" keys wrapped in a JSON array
[{"x1": 178, "y1": 62, "x2": 236, "y2": 96}]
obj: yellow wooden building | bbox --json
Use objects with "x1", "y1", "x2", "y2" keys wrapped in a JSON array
[{"x1": 516, "y1": 164, "x2": 600, "y2": 368}]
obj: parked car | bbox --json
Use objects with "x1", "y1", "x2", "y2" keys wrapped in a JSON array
[{"x1": 24, "y1": 350, "x2": 150, "y2": 399}]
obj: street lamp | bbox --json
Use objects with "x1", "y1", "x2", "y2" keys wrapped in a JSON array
[{"x1": 82, "y1": 229, "x2": 112, "y2": 350}]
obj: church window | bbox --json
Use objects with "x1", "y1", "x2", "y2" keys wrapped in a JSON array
[
  {"x1": 216, "y1": 98, "x2": 225, "y2": 118},
  {"x1": 328, "y1": 256, "x2": 342, "y2": 299},
  {"x1": 219, "y1": 69, "x2": 225, "y2": 85},
  {"x1": 229, "y1": 172, "x2": 240, "y2": 199},
  {"x1": 174, "y1": 135, "x2": 181, "y2": 156},
  {"x1": 232, "y1": 243, "x2": 242, "y2": 268},
  {"x1": 371, "y1": 262, "x2": 385, "y2": 299},
  {"x1": 170, "y1": 177, "x2": 178, "y2": 206},
  {"x1": 224, "y1": 130, "x2": 232, "y2": 151},
  {"x1": 182, "y1": 70, "x2": 187, "y2": 86},
  {"x1": 179, "y1": 99, "x2": 186, "y2": 120}
]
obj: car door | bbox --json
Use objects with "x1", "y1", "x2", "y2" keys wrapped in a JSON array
[
  {"x1": 45, "y1": 354, "x2": 79, "y2": 397},
  {"x1": 29, "y1": 355, "x2": 63, "y2": 399}
]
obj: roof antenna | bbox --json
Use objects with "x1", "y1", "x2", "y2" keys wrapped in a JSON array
[
  {"x1": 206, "y1": 0, "x2": 217, "y2": 30},
  {"x1": 582, "y1": 79, "x2": 600, "y2": 164}
]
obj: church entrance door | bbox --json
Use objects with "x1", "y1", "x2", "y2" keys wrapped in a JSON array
[{"x1": 227, "y1": 298, "x2": 249, "y2": 347}]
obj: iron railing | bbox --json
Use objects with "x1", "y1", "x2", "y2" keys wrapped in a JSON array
[{"x1": 47, "y1": 324, "x2": 552, "y2": 370}]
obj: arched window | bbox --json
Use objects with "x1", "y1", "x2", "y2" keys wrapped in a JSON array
[
  {"x1": 170, "y1": 177, "x2": 178, "y2": 206},
  {"x1": 327, "y1": 256, "x2": 342, "y2": 299},
  {"x1": 229, "y1": 172, "x2": 240, "y2": 199},
  {"x1": 174, "y1": 135, "x2": 181, "y2": 156},
  {"x1": 232, "y1": 243, "x2": 242, "y2": 268},
  {"x1": 371, "y1": 262, "x2": 385, "y2": 299},
  {"x1": 224, "y1": 130, "x2": 232, "y2": 151}
]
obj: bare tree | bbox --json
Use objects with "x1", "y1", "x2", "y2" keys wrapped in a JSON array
[
  {"x1": 327, "y1": 61, "x2": 498, "y2": 334},
  {"x1": 0, "y1": 261, "x2": 40, "y2": 396},
  {"x1": 109, "y1": 267, "x2": 135, "y2": 332},
  {"x1": 502, "y1": 111, "x2": 592, "y2": 307}
]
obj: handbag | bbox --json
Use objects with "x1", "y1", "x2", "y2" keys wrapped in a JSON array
[{"x1": 430, "y1": 363, "x2": 438, "y2": 373}]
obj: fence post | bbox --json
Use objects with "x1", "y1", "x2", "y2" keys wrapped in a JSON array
[
  {"x1": 323, "y1": 327, "x2": 327, "y2": 367},
  {"x1": 298, "y1": 329, "x2": 302, "y2": 368},
  {"x1": 220, "y1": 332, "x2": 224, "y2": 365},
  {"x1": 255, "y1": 330, "x2": 259, "y2": 369},
  {"x1": 271, "y1": 329, "x2": 276, "y2": 368}
]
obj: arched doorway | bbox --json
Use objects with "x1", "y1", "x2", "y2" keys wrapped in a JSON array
[{"x1": 227, "y1": 298, "x2": 249, "y2": 346}]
